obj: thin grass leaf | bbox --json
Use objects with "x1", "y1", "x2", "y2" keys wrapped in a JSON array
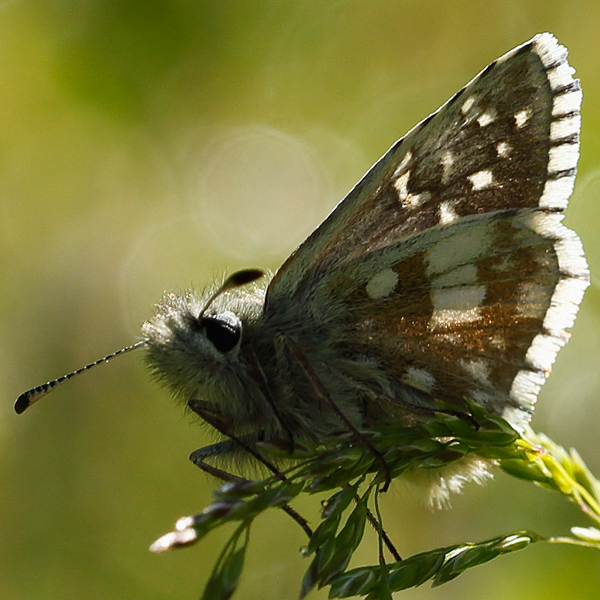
[
  {"x1": 318, "y1": 492, "x2": 370, "y2": 586},
  {"x1": 568, "y1": 448, "x2": 600, "y2": 503},
  {"x1": 201, "y1": 522, "x2": 251, "y2": 600},
  {"x1": 432, "y1": 532, "x2": 539, "y2": 586},
  {"x1": 151, "y1": 403, "x2": 600, "y2": 600},
  {"x1": 327, "y1": 566, "x2": 381, "y2": 599},
  {"x1": 321, "y1": 485, "x2": 360, "y2": 519},
  {"x1": 306, "y1": 513, "x2": 342, "y2": 555},
  {"x1": 386, "y1": 550, "x2": 447, "y2": 591}
]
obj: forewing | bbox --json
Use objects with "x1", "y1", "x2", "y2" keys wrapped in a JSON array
[
  {"x1": 267, "y1": 33, "x2": 582, "y2": 303},
  {"x1": 264, "y1": 33, "x2": 588, "y2": 425}
]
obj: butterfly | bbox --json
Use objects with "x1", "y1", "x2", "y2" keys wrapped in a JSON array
[{"x1": 16, "y1": 33, "x2": 588, "y2": 502}]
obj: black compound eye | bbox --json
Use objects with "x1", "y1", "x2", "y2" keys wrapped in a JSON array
[{"x1": 201, "y1": 314, "x2": 241, "y2": 353}]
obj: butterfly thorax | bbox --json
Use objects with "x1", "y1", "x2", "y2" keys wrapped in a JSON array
[
  {"x1": 141, "y1": 284, "x2": 276, "y2": 437},
  {"x1": 141, "y1": 279, "x2": 403, "y2": 444}
]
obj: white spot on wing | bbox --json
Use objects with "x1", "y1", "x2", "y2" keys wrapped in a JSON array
[
  {"x1": 496, "y1": 141, "x2": 511, "y2": 157},
  {"x1": 432, "y1": 285, "x2": 487, "y2": 311},
  {"x1": 441, "y1": 151, "x2": 454, "y2": 184},
  {"x1": 394, "y1": 171, "x2": 410, "y2": 201},
  {"x1": 430, "y1": 285, "x2": 487, "y2": 329},
  {"x1": 468, "y1": 169, "x2": 495, "y2": 190},
  {"x1": 405, "y1": 191, "x2": 430, "y2": 209},
  {"x1": 439, "y1": 200, "x2": 460, "y2": 225},
  {"x1": 477, "y1": 110, "x2": 496, "y2": 127},
  {"x1": 427, "y1": 225, "x2": 491, "y2": 275},
  {"x1": 461, "y1": 96, "x2": 476, "y2": 114},
  {"x1": 366, "y1": 268, "x2": 399, "y2": 299},
  {"x1": 393, "y1": 151, "x2": 413, "y2": 178},
  {"x1": 393, "y1": 170, "x2": 430, "y2": 208},
  {"x1": 514, "y1": 108, "x2": 532, "y2": 128}
]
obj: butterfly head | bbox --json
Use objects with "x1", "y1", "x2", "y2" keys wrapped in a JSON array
[{"x1": 141, "y1": 271, "x2": 268, "y2": 405}]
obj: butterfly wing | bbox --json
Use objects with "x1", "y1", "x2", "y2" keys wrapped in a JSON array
[{"x1": 264, "y1": 33, "x2": 588, "y2": 427}]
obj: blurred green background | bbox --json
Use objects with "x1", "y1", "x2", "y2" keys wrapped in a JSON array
[{"x1": 2, "y1": 1, "x2": 600, "y2": 599}]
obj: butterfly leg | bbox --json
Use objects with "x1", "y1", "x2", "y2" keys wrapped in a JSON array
[
  {"x1": 189, "y1": 439, "x2": 243, "y2": 481},
  {"x1": 188, "y1": 398, "x2": 284, "y2": 478},
  {"x1": 187, "y1": 400, "x2": 313, "y2": 538},
  {"x1": 275, "y1": 333, "x2": 393, "y2": 492},
  {"x1": 188, "y1": 421, "x2": 400, "y2": 560},
  {"x1": 188, "y1": 399, "x2": 401, "y2": 557},
  {"x1": 247, "y1": 346, "x2": 296, "y2": 452}
]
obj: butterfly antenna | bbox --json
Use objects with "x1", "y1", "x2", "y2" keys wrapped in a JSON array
[
  {"x1": 199, "y1": 269, "x2": 264, "y2": 316},
  {"x1": 14, "y1": 341, "x2": 146, "y2": 415}
]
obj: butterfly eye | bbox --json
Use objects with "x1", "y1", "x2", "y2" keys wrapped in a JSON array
[{"x1": 200, "y1": 313, "x2": 242, "y2": 354}]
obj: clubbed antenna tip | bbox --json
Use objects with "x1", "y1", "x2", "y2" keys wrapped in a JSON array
[
  {"x1": 225, "y1": 269, "x2": 264, "y2": 289},
  {"x1": 199, "y1": 268, "x2": 265, "y2": 316},
  {"x1": 14, "y1": 341, "x2": 146, "y2": 414},
  {"x1": 14, "y1": 391, "x2": 34, "y2": 414}
]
